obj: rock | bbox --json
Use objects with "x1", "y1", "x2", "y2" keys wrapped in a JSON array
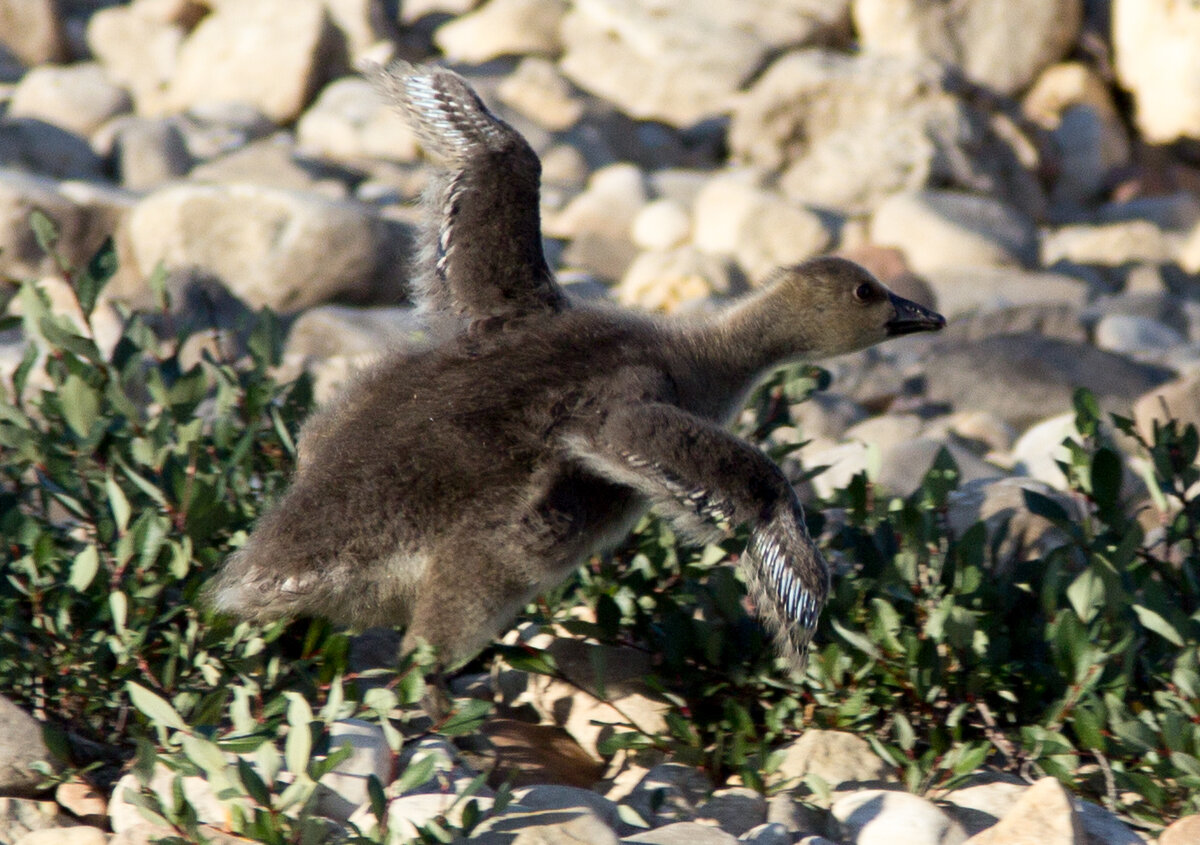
[
  {"x1": 0, "y1": 118, "x2": 106, "y2": 181},
  {"x1": 0, "y1": 171, "x2": 133, "y2": 281},
  {"x1": 313, "y1": 719, "x2": 392, "y2": 822},
  {"x1": 54, "y1": 780, "x2": 105, "y2": 821},
  {"x1": 697, "y1": 0, "x2": 852, "y2": 49},
  {"x1": 508, "y1": 784, "x2": 624, "y2": 831},
  {"x1": 624, "y1": 764, "x2": 712, "y2": 828},
  {"x1": 481, "y1": 721, "x2": 606, "y2": 788},
  {"x1": 497, "y1": 58, "x2": 586, "y2": 132},
  {"x1": 623, "y1": 821, "x2": 740, "y2": 845},
  {"x1": 322, "y1": 0, "x2": 398, "y2": 61},
  {"x1": 1023, "y1": 63, "x2": 1131, "y2": 208},
  {"x1": 832, "y1": 789, "x2": 969, "y2": 845},
  {"x1": 1076, "y1": 800, "x2": 1144, "y2": 845},
  {"x1": 547, "y1": 162, "x2": 648, "y2": 241},
  {"x1": 86, "y1": 4, "x2": 186, "y2": 115},
  {"x1": 773, "y1": 730, "x2": 894, "y2": 792},
  {"x1": 0, "y1": 799, "x2": 72, "y2": 844},
  {"x1": 14, "y1": 827, "x2": 106, "y2": 845},
  {"x1": 188, "y1": 135, "x2": 349, "y2": 196},
  {"x1": 0, "y1": 0, "x2": 65, "y2": 67},
  {"x1": 920, "y1": 267, "x2": 1088, "y2": 321},
  {"x1": 559, "y1": 0, "x2": 770, "y2": 127},
  {"x1": 691, "y1": 173, "x2": 772, "y2": 257},
  {"x1": 937, "y1": 773, "x2": 1028, "y2": 835},
  {"x1": 730, "y1": 50, "x2": 1043, "y2": 216},
  {"x1": 921, "y1": 334, "x2": 1174, "y2": 430},
  {"x1": 732, "y1": 200, "x2": 830, "y2": 283},
  {"x1": 516, "y1": 638, "x2": 670, "y2": 762},
  {"x1": 435, "y1": 0, "x2": 566, "y2": 63},
  {"x1": 104, "y1": 116, "x2": 193, "y2": 189},
  {"x1": 939, "y1": 302, "x2": 1087, "y2": 345},
  {"x1": 123, "y1": 182, "x2": 409, "y2": 311},
  {"x1": 168, "y1": 0, "x2": 339, "y2": 124},
  {"x1": 1161, "y1": 814, "x2": 1200, "y2": 845},
  {"x1": 1113, "y1": 0, "x2": 1200, "y2": 143},
  {"x1": 0, "y1": 698, "x2": 57, "y2": 797},
  {"x1": 352, "y1": 791, "x2": 494, "y2": 841},
  {"x1": 174, "y1": 102, "x2": 276, "y2": 161},
  {"x1": 8, "y1": 63, "x2": 132, "y2": 139},
  {"x1": 945, "y1": 478, "x2": 1086, "y2": 577},
  {"x1": 616, "y1": 247, "x2": 734, "y2": 313},
  {"x1": 285, "y1": 305, "x2": 423, "y2": 362},
  {"x1": 870, "y1": 190, "x2": 1039, "y2": 274},
  {"x1": 965, "y1": 777, "x2": 1083, "y2": 844},
  {"x1": 470, "y1": 806, "x2": 620, "y2": 844},
  {"x1": 108, "y1": 765, "x2": 229, "y2": 834},
  {"x1": 1093, "y1": 314, "x2": 1184, "y2": 359},
  {"x1": 631, "y1": 199, "x2": 692, "y2": 252},
  {"x1": 296, "y1": 76, "x2": 419, "y2": 163},
  {"x1": 739, "y1": 822, "x2": 792, "y2": 845},
  {"x1": 1041, "y1": 221, "x2": 1173, "y2": 268},
  {"x1": 1132, "y1": 371, "x2": 1200, "y2": 443},
  {"x1": 853, "y1": 0, "x2": 1082, "y2": 95},
  {"x1": 874, "y1": 438, "x2": 1004, "y2": 499},
  {"x1": 694, "y1": 787, "x2": 767, "y2": 837}
]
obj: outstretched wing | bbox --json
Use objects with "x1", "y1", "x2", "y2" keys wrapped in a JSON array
[
  {"x1": 371, "y1": 62, "x2": 567, "y2": 322},
  {"x1": 563, "y1": 403, "x2": 829, "y2": 672}
]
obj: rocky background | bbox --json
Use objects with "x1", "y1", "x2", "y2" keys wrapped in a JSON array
[{"x1": 2, "y1": 0, "x2": 1200, "y2": 843}]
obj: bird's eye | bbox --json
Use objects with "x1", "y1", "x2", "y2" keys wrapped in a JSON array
[{"x1": 853, "y1": 282, "x2": 873, "y2": 303}]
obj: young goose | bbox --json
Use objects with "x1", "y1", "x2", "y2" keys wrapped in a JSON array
[{"x1": 209, "y1": 63, "x2": 945, "y2": 686}]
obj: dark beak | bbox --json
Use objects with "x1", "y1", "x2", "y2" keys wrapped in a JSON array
[{"x1": 886, "y1": 293, "x2": 946, "y2": 337}]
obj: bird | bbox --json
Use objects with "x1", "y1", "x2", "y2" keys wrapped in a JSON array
[{"x1": 208, "y1": 62, "x2": 945, "y2": 704}]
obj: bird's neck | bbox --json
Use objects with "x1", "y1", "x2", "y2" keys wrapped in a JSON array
[{"x1": 670, "y1": 286, "x2": 817, "y2": 422}]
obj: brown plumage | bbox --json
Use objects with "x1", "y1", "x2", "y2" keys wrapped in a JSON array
[{"x1": 208, "y1": 62, "x2": 945, "y2": 681}]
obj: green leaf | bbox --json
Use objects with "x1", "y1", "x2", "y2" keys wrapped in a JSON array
[
  {"x1": 438, "y1": 698, "x2": 491, "y2": 737},
  {"x1": 367, "y1": 775, "x2": 387, "y2": 821},
  {"x1": 1132, "y1": 604, "x2": 1185, "y2": 647},
  {"x1": 830, "y1": 618, "x2": 881, "y2": 660},
  {"x1": 58, "y1": 373, "x2": 100, "y2": 437},
  {"x1": 29, "y1": 210, "x2": 59, "y2": 257},
  {"x1": 74, "y1": 237, "x2": 118, "y2": 317},
  {"x1": 238, "y1": 758, "x2": 272, "y2": 807},
  {"x1": 106, "y1": 472, "x2": 131, "y2": 535},
  {"x1": 126, "y1": 682, "x2": 187, "y2": 731},
  {"x1": 285, "y1": 724, "x2": 313, "y2": 779},
  {"x1": 69, "y1": 545, "x2": 100, "y2": 591},
  {"x1": 1021, "y1": 489, "x2": 1071, "y2": 525},
  {"x1": 393, "y1": 753, "x2": 436, "y2": 795},
  {"x1": 1066, "y1": 569, "x2": 1104, "y2": 624}
]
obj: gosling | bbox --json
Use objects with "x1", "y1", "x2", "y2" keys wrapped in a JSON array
[{"x1": 209, "y1": 63, "x2": 945, "y2": 689}]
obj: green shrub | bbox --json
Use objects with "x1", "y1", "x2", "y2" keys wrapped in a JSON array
[{"x1": 2, "y1": 214, "x2": 1197, "y2": 840}]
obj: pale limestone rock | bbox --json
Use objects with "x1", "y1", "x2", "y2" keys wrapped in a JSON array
[
  {"x1": 296, "y1": 77, "x2": 419, "y2": 162},
  {"x1": 631, "y1": 199, "x2": 691, "y2": 251},
  {"x1": 833, "y1": 789, "x2": 969, "y2": 845},
  {"x1": 1023, "y1": 62, "x2": 1131, "y2": 206},
  {"x1": 169, "y1": 0, "x2": 337, "y2": 124},
  {"x1": 322, "y1": 0, "x2": 397, "y2": 60},
  {"x1": 435, "y1": 0, "x2": 566, "y2": 63},
  {"x1": 1041, "y1": 220, "x2": 1174, "y2": 268},
  {"x1": 694, "y1": 787, "x2": 767, "y2": 837},
  {"x1": 108, "y1": 765, "x2": 231, "y2": 833},
  {"x1": 86, "y1": 4, "x2": 185, "y2": 115},
  {"x1": 696, "y1": 0, "x2": 851, "y2": 49},
  {"x1": 853, "y1": 0, "x2": 1082, "y2": 95},
  {"x1": 0, "y1": 697, "x2": 57, "y2": 797},
  {"x1": 625, "y1": 765, "x2": 712, "y2": 828},
  {"x1": 691, "y1": 172, "x2": 773, "y2": 257},
  {"x1": 919, "y1": 267, "x2": 1088, "y2": 321},
  {"x1": 1133, "y1": 371, "x2": 1200, "y2": 445},
  {"x1": 54, "y1": 780, "x2": 106, "y2": 821},
  {"x1": 560, "y1": 0, "x2": 769, "y2": 127},
  {"x1": 14, "y1": 828, "x2": 106, "y2": 845},
  {"x1": 624, "y1": 821, "x2": 739, "y2": 844},
  {"x1": 351, "y1": 792, "x2": 494, "y2": 841},
  {"x1": 312, "y1": 720, "x2": 392, "y2": 822},
  {"x1": 285, "y1": 305, "x2": 423, "y2": 363},
  {"x1": 1161, "y1": 814, "x2": 1200, "y2": 845},
  {"x1": 945, "y1": 478, "x2": 1086, "y2": 577},
  {"x1": 401, "y1": 0, "x2": 477, "y2": 23},
  {"x1": 544, "y1": 162, "x2": 647, "y2": 241},
  {"x1": 616, "y1": 247, "x2": 733, "y2": 313},
  {"x1": 497, "y1": 58, "x2": 584, "y2": 132},
  {"x1": 0, "y1": 0, "x2": 65, "y2": 67},
  {"x1": 870, "y1": 190, "x2": 1038, "y2": 273},
  {"x1": 1113, "y1": 0, "x2": 1200, "y2": 143},
  {"x1": 731, "y1": 50, "x2": 1043, "y2": 216},
  {"x1": 733, "y1": 199, "x2": 830, "y2": 283},
  {"x1": 106, "y1": 116, "x2": 193, "y2": 190},
  {"x1": 469, "y1": 806, "x2": 620, "y2": 844},
  {"x1": 124, "y1": 183, "x2": 403, "y2": 311},
  {"x1": 0, "y1": 171, "x2": 133, "y2": 281},
  {"x1": 964, "y1": 777, "x2": 1083, "y2": 844},
  {"x1": 8, "y1": 63, "x2": 132, "y2": 138},
  {"x1": 773, "y1": 730, "x2": 894, "y2": 792},
  {"x1": 517, "y1": 637, "x2": 670, "y2": 762}
]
